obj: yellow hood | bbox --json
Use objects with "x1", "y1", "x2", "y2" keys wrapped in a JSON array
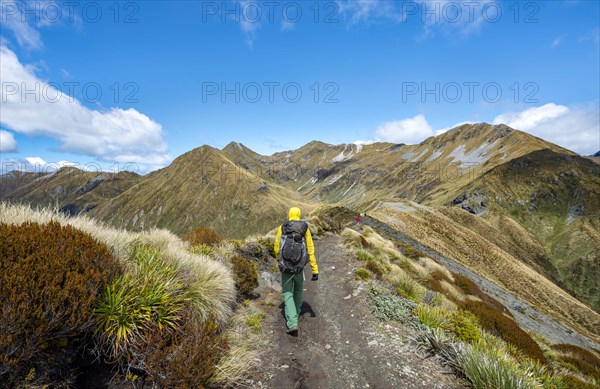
[{"x1": 288, "y1": 207, "x2": 302, "y2": 221}]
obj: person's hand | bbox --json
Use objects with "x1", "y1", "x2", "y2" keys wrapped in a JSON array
[{"x1": 311, "y1": 274, "x2": 319, "y2": 281}]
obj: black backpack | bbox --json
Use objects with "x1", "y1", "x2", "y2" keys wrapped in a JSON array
[{"x1": 278, "y1": 220, "x2": 309, "y2": 274}]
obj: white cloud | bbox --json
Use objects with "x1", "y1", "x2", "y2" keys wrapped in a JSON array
[
  {"x1": 493, "y1": 103, "x2": 600, "y2": 155},
  {"x1": 25, "y1": 156, "x2": 47, "y2": 166},
  {"x1": 493, "y1": 103, "x2": 569, "y2": 131},
  {"x1": 0, "y1": 130, "x2": 18, "y2": 152},
  {"x1": 337, "y1": 0, "x2": 405, "y2": 26},
  {"x1": 551, "y1": 37, "x2": 562, "y2": 48},
  {"x1": 236, "y1": 1, "x2": 260, "y2": 48},
  {"x1": 0, "y1": 46, "x2": 171, "y2": 168},
  {"x1": 579, "y1": 27, "x2": 600, "y2": 44},
  {"x1": 338, "y1": 0, "x2": 496, "y2": 39},
  {"x1": 0, "y1": 0, "x2": 43, "y2": 50},
  {"x1": 375, "y1": 114, "x2": 435, "y2": 144}
]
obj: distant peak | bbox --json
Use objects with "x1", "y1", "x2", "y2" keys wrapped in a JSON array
[{"x1": 223, "y1": 141, "x2": 245, "y2": 151}]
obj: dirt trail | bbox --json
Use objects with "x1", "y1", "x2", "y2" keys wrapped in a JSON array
[{"x1": 256, "y1": 235, "x2": 463, "y2": 389}]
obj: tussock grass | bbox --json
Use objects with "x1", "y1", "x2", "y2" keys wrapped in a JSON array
[
  {"x1": 355, "y1": 268, "x2": 371, "y2": 281},
  {"x1": 396, "y1": 274, "x2": 425, "y2": 302},
  {"x1": 355, "y1": 248, "x2": 375, "y2": 261},
  {"x1": 341, "y1": 227, "x2": 366, "y2": 247}
]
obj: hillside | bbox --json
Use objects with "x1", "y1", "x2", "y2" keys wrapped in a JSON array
[
  {"x1": 369, "y1": 201, "x2": 600, "y2": 346},
  {"x1": 89, "y1": 145, "x2": 316, "y2": 238},
  {"x1": 0, "y1": 168, "x2": 140, "y2": 215},
  {"x1": 449, "y1": 149, "x2": 600, "y2": 311},
  {"x1": 223, "y1": 123, "x2": 574, "y2": 209}
]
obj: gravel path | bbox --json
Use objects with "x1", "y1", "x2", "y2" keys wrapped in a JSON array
[{"x1": 257, "y1": 235, "x2": 464, "y2": 389}]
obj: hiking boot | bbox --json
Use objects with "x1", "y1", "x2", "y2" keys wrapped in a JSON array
[{"x1": 286, "y1": 326, "x2": 298, "y2": 335}]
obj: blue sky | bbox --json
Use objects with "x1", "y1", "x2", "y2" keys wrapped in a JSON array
[{"x1": 1, "y1": 0, "x2": 599, "y2": 173}]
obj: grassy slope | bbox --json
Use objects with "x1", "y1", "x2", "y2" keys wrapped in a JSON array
[
  {"x1": 446, "y1": 149, "x2": 600, "y2": 312},
  {"x1": 0, "y1": 167, "x2": 140, "y2": 215},
  {"x1": 91, "y1": 146, "x2": 317, "y2": 238},
  {"x1": 370, "y1": 203, "x2": 600, "y2": 344}
]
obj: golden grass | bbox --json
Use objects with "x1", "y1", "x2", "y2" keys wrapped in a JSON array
[
  {"x1": 211, "y1": 304, "x2": 266, "y2": 387},
  {"x1": 372, "y1": 204, "x2": 600, "y2": 343}
]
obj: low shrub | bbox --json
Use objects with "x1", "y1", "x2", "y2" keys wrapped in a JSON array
[
  {"x1": 246, "y1": 312, "x2": 266, "y2": 334},
  {"x1": 142, "y1": 315, "x2": 228, "y2": 388},
  {"x1": 183, "y1": 226, "x2": 223, "y2": 246},
  {"x1": 551, "y1": 344, "x2": 600, "y2": 381},
  {"x1": 355, "y1": 268, "x2": 371, "y2": 281},
  {"x1": 366, "y1": 259, "x2": 386, "y2": 278},
  {"x1": 461, "y1": 300, "x2": 545, "y2": 363},
  {"x1": 449, "y1": 310, "x2": 482, "y2": 344},
  {"x1": 453, "y1": 273, "x2": 511, "y2": 317},
  {"x1": 367, "y1": 285, "x2": 417, "y2": 322},
  {"x1": 0, "y1": 221, "x2": 119, "y2": 386},
  {"x1": 560, "y1": 375, "x2": 599, "y2": 389},
  {"x1": 427, "y1": 270, "x2": 455, "y2": 298},
  {"x1": 230, "y1": 256, "x2": 259, "y2": 297}
]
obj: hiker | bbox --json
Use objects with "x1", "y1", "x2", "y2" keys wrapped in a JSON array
[
  {"x1": 356, "y1": 215, "x2": 361, "y2": 225},
  {"x1": 274, "y1": 207, "x2": 319, "y2": 335}
]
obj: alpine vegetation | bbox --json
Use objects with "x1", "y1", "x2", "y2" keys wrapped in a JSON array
[{"x1": 0, "y1": 202, "x2": 258, "y2": 387}]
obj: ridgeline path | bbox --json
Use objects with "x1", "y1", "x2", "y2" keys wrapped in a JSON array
[{"x1": 256, "y1": 235, "x2": 464, "y2": 389}]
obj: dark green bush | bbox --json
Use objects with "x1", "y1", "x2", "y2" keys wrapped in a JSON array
[
  {"x1": 460, "y1": 300, "x2": 545, "y2": 363},
  {"x1": 183, "y1": 226, "x2": 223, "y2": 246},
  {"x1": 0, "y1": 221, "x2": 119, "y2": 385},
  {"x1": 230, "y1": 255, "x2": 259, "y2": 297}
]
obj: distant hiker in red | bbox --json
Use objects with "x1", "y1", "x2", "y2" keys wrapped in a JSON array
[{"x1": 356, "y1": 215, "x2": 361, "y2": 225}]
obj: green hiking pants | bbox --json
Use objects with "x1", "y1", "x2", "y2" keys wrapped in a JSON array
[{"x1": 281, "y1": 271, "x2": 304, "y2": 329}]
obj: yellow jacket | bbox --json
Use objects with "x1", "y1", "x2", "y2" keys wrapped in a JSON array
[{"x1": 274, "y1": 207, "x2": 319, "y2": 274}]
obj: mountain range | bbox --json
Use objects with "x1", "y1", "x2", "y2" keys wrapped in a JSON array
[{"x1": 1, "y1": 123, "x2": 599, "y2": 317}]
